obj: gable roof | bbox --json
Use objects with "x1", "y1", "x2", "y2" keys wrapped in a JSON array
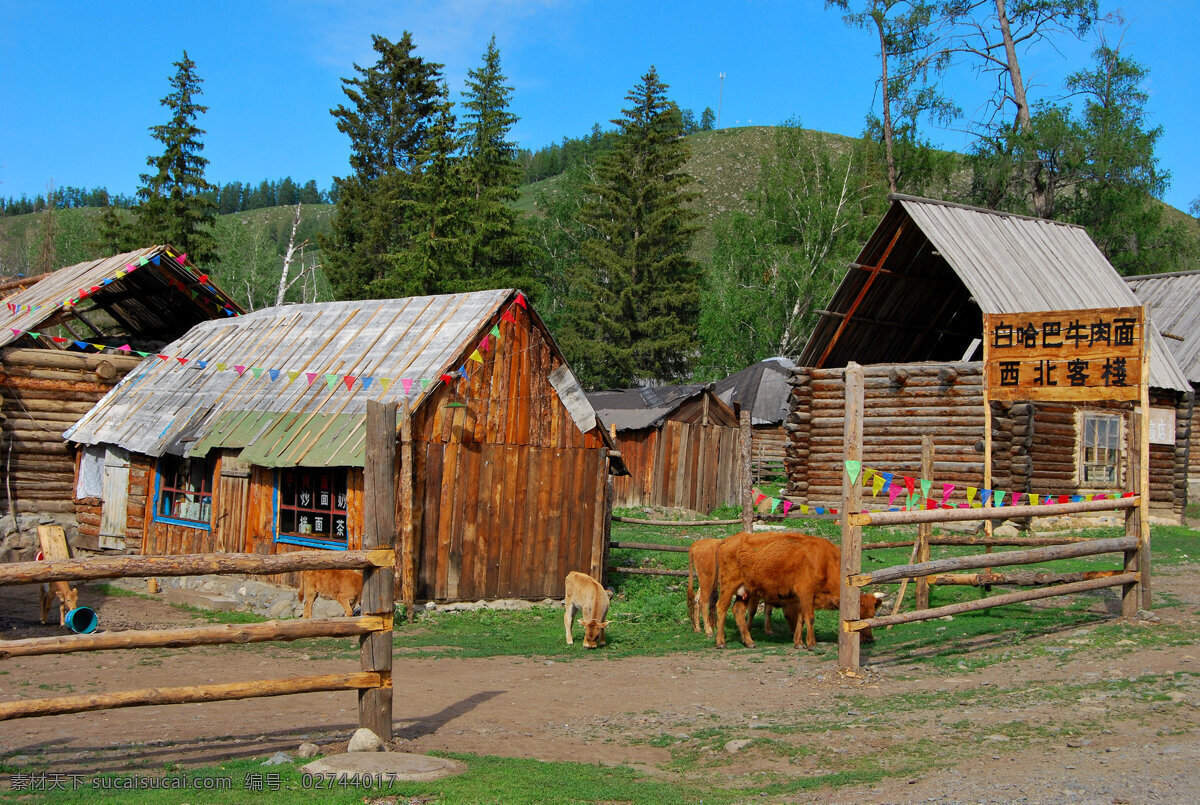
[
  {"x1": 65, "y1": 289, "x2": 605, "y2": 467},
  {"x1": 713, "y1": 357, "x2": 795, "y2": 426},
  {"x1": 1, "y1": 245, "x2": 242, "y2": 351},
  {"x1": 587, "y1": 384, "x2": 736, "y2": 431},
  {"x1": 1126, "y1": 270, "x2": 1200, "y2": 385},
  {"x1": 799, "y1": 195, "x2": 1190, "y2": 393}
]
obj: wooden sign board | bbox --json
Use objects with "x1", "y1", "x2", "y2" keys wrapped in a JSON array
[
  {"x1": 1149, "y1": 407, "x2": 1176, "y2": 445},
  {"x1": 983, "y1": 306, "x2": 1144, "y2": 402}
]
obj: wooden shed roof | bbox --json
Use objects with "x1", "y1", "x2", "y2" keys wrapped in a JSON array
[
  {"x1": 65, "y1": 289, "x2": 606, "y2": 467},
  {"x1": 713, "y1": 357, "x2": 795, "y2": 426},
  {"x1": 587, "y1": 384, "x2": 736, "y2": 431},
  {"x1": 0, "y1": 245, "x2": 242, "y2": 352},
  {"x1": 799, "y1": 195, "x2": 1190, "y2": 393},
  {"x1": 1126, "y1": 270, "x2": 1200, "y2": 385}
]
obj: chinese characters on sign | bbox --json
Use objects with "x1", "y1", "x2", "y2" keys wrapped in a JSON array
[{"x1": 983, "y1": 307, "x2": 1144, "y2": 402}]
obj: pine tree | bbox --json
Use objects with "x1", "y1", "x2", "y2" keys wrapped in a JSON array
[
  {"x1": 558, "y1": 67, "x2": 701, "y2": 388},
  {"x1": 459, "y1": 36, "x2": 532, "y2": 293},
  {"x1": 699, "y1": 107, "x2": 716, "y2": 131},
  {"x1": 133, "y1": 51, "x2": 217, "y2": 262},
  {"x1": 319, "y1": 33, "x2": 457, "y2": 299}
]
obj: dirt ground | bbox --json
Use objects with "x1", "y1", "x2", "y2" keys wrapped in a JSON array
[{"x1": 2, "y1": 557, "x2": 1199, "y2": 804}]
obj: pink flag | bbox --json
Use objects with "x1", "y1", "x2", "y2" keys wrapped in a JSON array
[
  {"x1": 234, "y1": 365, "x2": 246, "y2": 376},
  {"x1": 117, "y1": 344, "x2": 131, "y2": 352},
  {"x1": 941, "y1": 483, "x2": 955, "y2": 505},
  {"x1": 401, "y1": 378, "x2": 413, "y2": 395},
  {"x1": 887, "y1": 485, "x2": 903, "y2": 506},
  {"x1": 782, "y1": 500, "x2": 793, "y2": 515},
  {"x1": 305, "y1": 372, "x2": 318, "y2": 386},
  {"x1": 176, "y1": 253, "x2": 187, "y2": 264}
]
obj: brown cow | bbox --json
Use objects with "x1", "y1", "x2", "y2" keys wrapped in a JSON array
[
  {"x1": 688, "y1": 535, "x2": 776, "y2": 636},
  {"x1": 298, "y1": 569, "x2": 363, "y2": 618},
  {"x1": 714, "y1": 531, "x2": 883, "y2": 650},
  {"x1": 564, "y1": 570, "x2": 610, "y2": 648}
]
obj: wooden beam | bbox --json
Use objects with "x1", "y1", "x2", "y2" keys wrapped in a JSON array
[
  {"x1": 740, "y1": 410, "x2": 752, "y2": 532},
  {"x1": 813, "y1": 309, "x2": 977, "y2": 342},
  {"x1": 815, "y1": 223, "x2": 905, "y2": 369},
  {"x1": 399, "y1": 398, "x2": 417, "y2": 623},
  {"x1": 0, "y1": 673, "x2": 388, "y2": 721},
  {"x1": 848, "y1": 495, "x2": 1138, "y2": 527},
  {"x1": 850, "y1": 536, "x2": 1137, "y2": 586},
  {"x1": 0, "y1": 549, "x2": 394, "y2": 586},
  {"x1": 0, "y1": 616, "x2": 387, "y2": 659},
  {"x1": 846, "y1": 573, "x2": 1137, "y2": 631},
  {"x1": 839, "y1": 362, "x2": 864, "y2": 672},
  {"x1": 360, "y1": 399, "x2": 396, "y2": 741}
]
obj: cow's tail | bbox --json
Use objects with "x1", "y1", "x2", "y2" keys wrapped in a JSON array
[{"x1": 686, "y1": 550, "x2": 697, "y2": 626}]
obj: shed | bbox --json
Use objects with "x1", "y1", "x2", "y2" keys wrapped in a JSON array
[
  {"x1": 1126, "y1": 270, "x2": 1200, "y2": 499},
  {"x1": 0, "y1": 245, "x2": 241, "y2": 548},
  {"x1": 713, "y1": 357, "x2": 796, "y2": 481},
  {"x1": 65, "y1": 289, "x2": 619, "y2": 601},
  {"x1": 587, "y1": 384, "x2": 741, "y2": 512},
  {"x1": 790, "y1": 195, "x2": 1192, "y2": 523}
]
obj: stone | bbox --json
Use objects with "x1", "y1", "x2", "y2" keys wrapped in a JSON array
[
  {"x1": 348, "y1": 728, "x2": 385, "y2": 753},
  {"x1": 725, "y1": 739, "x2": 753, "y2": 754},
  {"x1": 303, "y1": 752, "x2": 464, "y2": 782},
  {"x1": 994, "y1": 524, "x2": 1020, "y2": 538},
  {"x1": 297, "y1": 742, "x2": 320, "y2": 759},
  {"x1": 262, "y1": 751, "x2": 292, "y2": 766}
]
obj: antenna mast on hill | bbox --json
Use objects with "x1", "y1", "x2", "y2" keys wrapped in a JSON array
[{"x1": 717, "y1": 72, "x2": 725, "y2": 129}]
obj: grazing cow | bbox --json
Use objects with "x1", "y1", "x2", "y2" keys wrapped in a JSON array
[
  {"x1": 715, "y1": 532, "x2": 883, "y2": 650},
  {"x1": 39, "y1": 581, "x2": 79, "y2": 626},
  {"x1": 688, "y1": 535, "x2": 776, "y2": 636},
  {"x1": 564, "y1": 571, "x2": 610, "y2": 649},
  {"x1": 298, "y1": 569, "x2": 363, "y2": 618}
]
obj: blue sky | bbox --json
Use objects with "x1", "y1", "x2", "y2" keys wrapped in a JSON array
[{"x1": 1, "y1": 0, "x2": 1196, "y2": 212}]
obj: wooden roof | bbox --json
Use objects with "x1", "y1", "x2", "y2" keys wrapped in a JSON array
[
  {"x1": 1126, "y1": 270, "x2": 1200, "y2": 385},
  {"x1": 799, "y1": 195, "x2": 1190, "y2": 393},
  {"x1": 713, "y1": 357, "x2": 795, "y2": 426},
  {"x1": 0, "y1": 245, "x2": 242, "y2": 352},
  {"x1": 66, "y1": 289, "x2": 607, "y2": 467}
]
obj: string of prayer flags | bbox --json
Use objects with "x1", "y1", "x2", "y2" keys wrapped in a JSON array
[
  {"x1": 919, "y1": 478, "x2": 932, "y2": 499},
  {"x1": 844, "y1": 460, "x2": 861, "y2": 484},
  {"x1": 941, "y1": 483, "x2": 955, "y2": 506},
  {"x1": 871, "y1": 473, "x2": 885, "y2": 496}
]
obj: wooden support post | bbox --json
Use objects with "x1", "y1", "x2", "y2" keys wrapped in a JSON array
[
  {"x1": 360, "y1": 400, "x2": 396, "y2": 741},
  {"x1": 916, "y1": 434, "x2": 933, "y2": 610},
  {"x1": 1124, "y1": 412, "x2": 1144, "y2": 616},
  {"x1": 740, "y1": 410, "x2": 753, "y2": 533},
  {"x1": 398, "y1": 398, "x2": 417, "y2": 623},
  {"x1": 1137, "y1": 343, "x2": 1152, "y2": 611},
  {"x1": 839, "y1": 363, "x2": 864, "y2": 673}
]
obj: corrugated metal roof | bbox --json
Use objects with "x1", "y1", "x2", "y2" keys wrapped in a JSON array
[
  {"x1": 1126, "y1": 270, "x2": 1200, "y2": 384},
  {"x1": 587, "y1": 384, "x2": 707, "y2": 431},
  {"x1": 65, "y1": 290, "x2": 557, "y2": 467},
  {"x1": 713, "y1": 357, "x2": 795, "y2": 426},
  {"x1": 0, "y1": 245, "x2": 242, "y2": 350},
  {"x1": 799, "y1": 196, "x2": 1190, "y2": 393}
]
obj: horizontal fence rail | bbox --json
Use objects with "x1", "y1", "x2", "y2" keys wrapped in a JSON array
[
  {"x1": 849, "y1": 536, "x2": 1137, "y2": 586},
  {"x1": 849, "y1": 496, "x2": 1138, "y2": 527},
  {"x1": 0, "y1": 615, "x2": 388, "y2": 660},
  {"x1": 0, "y1": 549, "x2": 394, "y2": 586}
]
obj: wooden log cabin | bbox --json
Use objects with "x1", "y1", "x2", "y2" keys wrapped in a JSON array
[
  {"x1": 587, "y1": 384, "x2": 741, "y2": 512},
  {"x1": 789, "y1": 196, "x2": 1193, "y2": 524},
  {"x1": 1126, "y1": 270, "x2": 1200, "y2": 504},
  {"x1": 713, "y1": 357, "x2": 795, "y2": 482},
  {"x1": 0, "y1": 246, "x2": 242, "y2": 547},
  {"x1": 65, "y1": 289, "x2": 623, "y2": 601}
]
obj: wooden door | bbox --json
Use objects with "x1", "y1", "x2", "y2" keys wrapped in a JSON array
[{"x1": 98, "y1": 447, "x2": 130, "y2": 549}]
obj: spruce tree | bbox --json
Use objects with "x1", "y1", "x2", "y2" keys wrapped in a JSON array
[
  {"x1": 319, "y1": 33, "x2": 455, "y2": 299},
  {"x1": 459, "y1": 36, "x2": 532, "y2": 293},
  {"x1": 133, "y1": 51, "x2": 217, "y2": 263},
  {"x1": 558, "y1": 66, "x2": 701, "y2": 388}
]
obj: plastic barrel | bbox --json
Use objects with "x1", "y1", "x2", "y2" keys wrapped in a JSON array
[{"x1": 64, "y1": 606, "x2": 98, "y2": 634}]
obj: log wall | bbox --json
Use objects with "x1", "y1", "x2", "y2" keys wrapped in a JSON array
[
  {"x1": 1, "y1": 348, "x2": 142, "y2": 519},
  {"x1": 75, "y1": 453, "x2": 153, "y2": 550},
  {"x1": 785, "y1": 361, "x2": 1188, "y2": 521},
  {"x1": 751, "y1": 426, "x2": 787, "y2": 482}
]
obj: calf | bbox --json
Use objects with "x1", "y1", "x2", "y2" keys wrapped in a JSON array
[
  {"x1": 298, "y1": 569, "x2": 363, "y2": 619},
  {"x1": 39, "y1": 581, "x2": 79, "y2": 626},
  {"x1": 563, "y1": 570, "x2": 610, "y2": 649},
  {"x1": 715, "y1": 531, "x2": 883, "y2": 650},
  {"x1": 688, "y1": 535, "x2": 776, "y2": 636}
]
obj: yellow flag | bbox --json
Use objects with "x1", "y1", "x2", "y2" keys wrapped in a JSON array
[
  {"x1": 871, "y1": 474, "x2": 884, "y2": 496},
  {"x1": 469, "y1": 350, "x2": 484, "y2": 363},
  {"x1": 1029, "y1": 493, "x2": 1039, "y2": 506}
]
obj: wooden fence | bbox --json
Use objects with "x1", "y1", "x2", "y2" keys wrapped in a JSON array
[
  {"x1": 0, "y1": 401, "x2": 400, "y2": 739},
  {"x1": 835, "y1": 363, "x2": 1151, "y2": 673}
]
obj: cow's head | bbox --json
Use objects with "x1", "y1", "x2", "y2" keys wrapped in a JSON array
[
  {"x1": 582, "y1": 619, "x2": 609, "y2": 649},
  {"x1": 858, "y1": 591, "x2": 885, "y2": 643}
]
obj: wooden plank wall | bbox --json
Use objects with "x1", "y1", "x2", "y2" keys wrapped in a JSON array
[
  {"x1": 2, "y1": 348, "x2": 140, "y2": 516},
  {"x1": 786, "y1": 363, "x2": 1188, "y2": 521},
  {"x1": 610, "y1": 430, "x2": 658, "y2": 507},
  {"x1": 653, "y1": 421, "x2": 740, "y2": 512},
  {"x1": 414, "y1": 443, "x2": 602, "y2": 600},
  {"x1": 75, "y1": 453, "x2": 152, "y2": 550}
]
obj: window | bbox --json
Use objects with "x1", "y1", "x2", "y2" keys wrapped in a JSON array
[
  {"x1": 276, "y1": 468, "x2": 349, "y2": 549},
  {"x1": 156, "y1": 454, "x2": 215, "y2": 527},
  {"x1": 1080, "y1": 413, "x2": 1122, "y2": 487}
]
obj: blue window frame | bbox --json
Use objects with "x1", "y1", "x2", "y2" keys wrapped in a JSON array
[
  {"x1": 154, "y1": 454, "x2": 215, "y2": 530},
  {"x1": 274, "y1": 468, "x2": 349, "y2": 550}
]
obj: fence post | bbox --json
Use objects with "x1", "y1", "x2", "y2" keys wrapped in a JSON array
[
  {"x1": 916, "y1": 435, "x2": 933, "y2": 610},
  {"x1": 839, "y1": 363, "x2": 864, "y2": 673},
  {"x1": 740, "y1": 410, "x2": 753, "y2": 533},
  {"x1": 361, "y1": 400, "x2": 396, "y2": 740},
  {"x1": 1123, "y1": 413, "x2": 1143, "y2": 617}
]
